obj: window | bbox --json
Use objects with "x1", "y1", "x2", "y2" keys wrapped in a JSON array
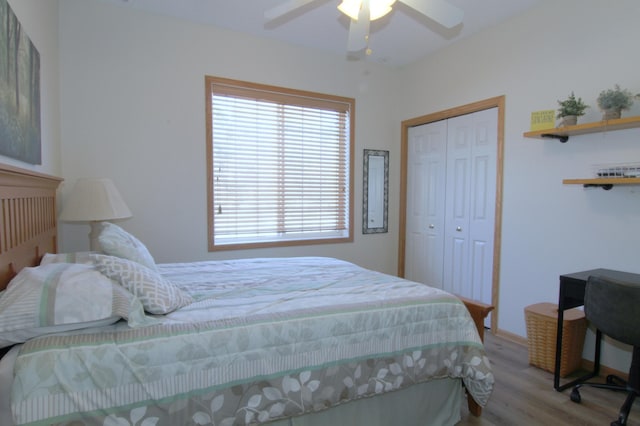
[{"x1": 205, "y1": 76, "x2": 354, "y2": 251}]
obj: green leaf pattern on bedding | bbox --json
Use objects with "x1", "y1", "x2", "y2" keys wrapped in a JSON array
[{"x1": 10, "y1": 257, "x2": 493, "y2": 425}]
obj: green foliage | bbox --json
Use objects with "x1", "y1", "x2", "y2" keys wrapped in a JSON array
[
  {"x1": 556, "y1": 92, "x2": 589, "y2": 118},
  {"x1": 596, "y1": 84, "x2": 635, "y2": 111}
]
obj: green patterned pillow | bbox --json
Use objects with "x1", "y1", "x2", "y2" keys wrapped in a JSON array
[
  {"x1": 97, "y1": 222, "x2": 157, "y2": 270},
  {"x1": 91, "y1": 254, "x2": 193, "y2": 314},
  {"x1": 0, "y1": 263, "x2": 156, "y2": 348}
]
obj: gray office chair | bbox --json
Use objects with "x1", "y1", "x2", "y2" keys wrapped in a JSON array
[{"x1": 570, "y1": 275, "x2": 640, "y2": 426}]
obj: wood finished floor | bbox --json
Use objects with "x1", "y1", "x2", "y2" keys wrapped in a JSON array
[{"x1": 457, "y1": 332, "x2": 640, "y2": 425}]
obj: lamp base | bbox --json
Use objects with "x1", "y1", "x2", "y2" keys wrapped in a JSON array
[{"x1": 88, "y1": 221, "x2": 105, "y2": 251}]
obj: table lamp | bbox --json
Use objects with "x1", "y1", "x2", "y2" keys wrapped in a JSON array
[{"x1": 59, "y1": 178, "x2": 132, "y2": 250}]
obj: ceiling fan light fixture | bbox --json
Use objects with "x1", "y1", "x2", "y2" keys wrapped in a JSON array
[
  {"x1": 338, "y1": 0, "x2": 396, "y2": 21},
  {"x1": 337, "y1": 0, "x2": 360, "y2": 20},
  {"x1": 370, "y1": 0, "x2": 396, "y2": 20}
]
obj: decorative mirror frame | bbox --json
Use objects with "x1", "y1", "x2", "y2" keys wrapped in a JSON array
[{"x1": 362, "y1": 149, "x2": 389, "y2": 234}]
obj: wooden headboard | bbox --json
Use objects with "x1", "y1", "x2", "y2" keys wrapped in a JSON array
[{"x1": 0, "y1": 164, "x2": 62, "y2": 290}]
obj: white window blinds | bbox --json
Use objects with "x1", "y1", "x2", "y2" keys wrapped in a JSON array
[{"x1": 206, "y1": 77, "x2": 354, "y2": 250}]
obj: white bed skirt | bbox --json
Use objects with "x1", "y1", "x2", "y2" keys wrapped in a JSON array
[{"x1": 270, "y1": 378, "x2": 463, "y2": 426}]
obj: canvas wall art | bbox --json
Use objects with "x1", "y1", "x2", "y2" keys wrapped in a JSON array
[{"x1": 0, "y1": 0, "x2": 41, "y2": 164}]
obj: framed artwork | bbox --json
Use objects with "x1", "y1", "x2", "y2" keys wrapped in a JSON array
[
  {"x1": 362, "y1": 149, "x2": 389, "y2": 234},
  {"x1": 0, "y1": 0, "x2": 41, "y2": 164}
]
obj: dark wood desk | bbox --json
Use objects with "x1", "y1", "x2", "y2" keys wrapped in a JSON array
[{"x1": 555, "y1": 268, "x2": 640, "y2": 391}]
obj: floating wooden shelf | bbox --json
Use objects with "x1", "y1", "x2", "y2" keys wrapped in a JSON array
[
  {"x1": 563, "y1": 178, "x2": 640, "y2": 190},
  {"x1": 523, "y1": 116, "x2": 640, "y2": 143},
  {"x1": 525, "y1": 115, "x2": 640, "y2": 189}
]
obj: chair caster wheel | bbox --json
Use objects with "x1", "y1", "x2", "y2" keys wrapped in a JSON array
[
  {"x1": 607, "y1": 374, "x2": 626, "y2": 386},
  {"x1": 570, "y1": 388, "x2": 581, "y2": 403}
]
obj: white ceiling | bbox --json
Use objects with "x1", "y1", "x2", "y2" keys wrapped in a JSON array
[{"x1": 106, "y1": 0, "x2": 542, "y2": 67}]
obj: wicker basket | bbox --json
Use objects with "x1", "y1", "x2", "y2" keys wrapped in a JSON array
[{"x1": 524, "y1": 303, "x2": 587, "y2": 377}]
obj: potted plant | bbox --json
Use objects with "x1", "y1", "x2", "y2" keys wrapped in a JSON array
[
  {"x1": 596, "y1": 84, "x2": 636, "y2": 120},
  {"x1": 556, "y1": 92, "x2": 589, "y2": 127}
]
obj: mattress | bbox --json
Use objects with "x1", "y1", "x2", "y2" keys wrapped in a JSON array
[{"x1": 7, "y1": 257, "x2": 493, "y2": 425}]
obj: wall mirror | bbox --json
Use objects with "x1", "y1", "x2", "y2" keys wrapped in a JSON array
[{"x1": 363, "y1": 149, "x2": 389, "y2": 234}]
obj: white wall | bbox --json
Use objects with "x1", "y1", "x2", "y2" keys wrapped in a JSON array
[
  {"x1": 58, "y1": 0, "x2": 399, "y2": 274},
  {"x1": 395, "y1": 0, "x2": 640, "y2": 370},
  {"x1": 4, "y1": 0, "x2": 61, "y2": 176}
]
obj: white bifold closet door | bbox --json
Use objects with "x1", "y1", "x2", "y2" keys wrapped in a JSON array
[
  {"x1": 405, "y1": 119, "x2": 447, "y2": 289},
  {"x1": 405, "y1": 108, "x2": 497, "y2": 309}
]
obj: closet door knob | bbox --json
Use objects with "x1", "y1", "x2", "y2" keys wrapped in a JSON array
[
  {"x1": 428, "y1": 224, "x2": 435, "y2": 229},
  {"x1": 456, "y1": 226, "x2": 462, "y2": 232}
]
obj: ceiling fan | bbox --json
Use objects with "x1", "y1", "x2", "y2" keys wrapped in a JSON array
[{"x1": 264, "y1": 0, "x2": 464, "y2": 54}]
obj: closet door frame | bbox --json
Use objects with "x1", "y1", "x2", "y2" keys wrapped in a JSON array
[{"x1": 398, "y1": 96, "x2": 505, "y2": 333}]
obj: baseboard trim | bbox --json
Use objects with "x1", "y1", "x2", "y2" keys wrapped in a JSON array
[
  {"x1": 492, "y1": 328, "x2": 628, "y2": 381},
  {"x1": 581, "y1": 358, "x2": 628, "y2": 382},
  {"x1": 494, "y1": 328, "x2": 528, "y2": 346}
]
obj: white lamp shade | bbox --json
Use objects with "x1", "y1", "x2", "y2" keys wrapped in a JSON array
[{"x1": 59, "y1": 178, "x2": 132, "y2": 222}]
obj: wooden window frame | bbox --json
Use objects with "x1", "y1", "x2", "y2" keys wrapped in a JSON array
[{"x1": 205, "y1": 76, "x2": 355, "y2": 251}]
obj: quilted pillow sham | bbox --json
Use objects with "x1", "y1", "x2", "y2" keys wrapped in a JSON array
[
  {"x1": 97, "y1": 222, "x2": 157, "y2": 270},
  {"x1": 91, "y1": 254, "x2": 193, "y2": 315},
  {"x1": 0, "y1": 263, "x2": 156, "y2": 348}
]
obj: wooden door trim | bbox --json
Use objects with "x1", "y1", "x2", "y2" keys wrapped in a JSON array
[{"x1": 398, "y1": 96, "x2": 505, "y2": 333}]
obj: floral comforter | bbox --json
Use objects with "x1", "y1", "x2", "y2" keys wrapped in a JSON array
[{"x1": 10, "y1": 257, "x2": 493, "y2": 425}]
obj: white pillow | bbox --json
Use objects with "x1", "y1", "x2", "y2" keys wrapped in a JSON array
[
  {"x1": 91, "y1": 254, "x2": 193, "y2": 315},
  {"x1": 97, "y1": 222, "x2": 157, "y2": 270},
  {"x1": 0, "y1": 263, "x2": 156, "y2": 348}
]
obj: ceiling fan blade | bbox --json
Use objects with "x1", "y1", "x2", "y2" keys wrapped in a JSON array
[
  {"x1": 347, "y1": 0, "x2": 370, "y2": 52},
  {"x1": 264, "y1": 0, "x2": 318, "y2": 22},
  {"x1": 400, "y1": 0, "x2": 464, "y2": 28}
]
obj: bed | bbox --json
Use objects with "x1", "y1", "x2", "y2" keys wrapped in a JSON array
[{"x1": 0, "y1": 164, "x2": 494, "y2": 426}]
